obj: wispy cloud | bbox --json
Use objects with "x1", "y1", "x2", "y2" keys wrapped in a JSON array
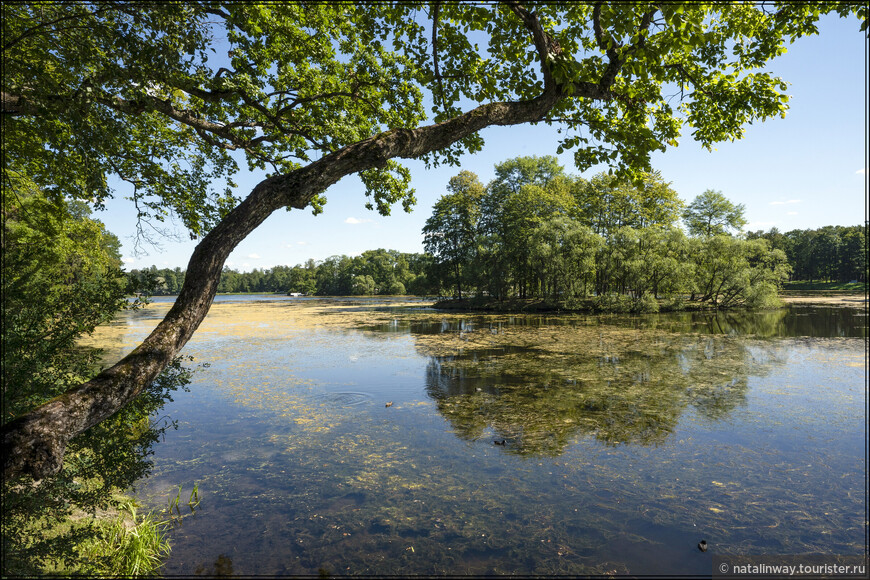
[
  {"x1": 122, "y1": 257, "x2": 135, "y2": 264},
  {"x1": 786, "y1": 211, "x2": 798, "y2": 216},
  {"x1": 769, "y1": 199, "x2": 801, "y2": 205},
  {"x1": 857, "y1": 168, "x2": 866, "y2": 175},
  {"x1": 247, "y1": 253, "x2": 260, "y2": 259},
  {"x1": 345, "y1": 217, "x2": 373, "y2": 224}
]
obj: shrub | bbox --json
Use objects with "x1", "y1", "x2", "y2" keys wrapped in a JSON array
[{"x1": 633, "y1": 292, "x2": 660, "y2": 313}]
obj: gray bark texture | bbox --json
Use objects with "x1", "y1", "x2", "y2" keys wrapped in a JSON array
[{"x1": 2, "y1": 4, "x2": 622, "y2": 480}]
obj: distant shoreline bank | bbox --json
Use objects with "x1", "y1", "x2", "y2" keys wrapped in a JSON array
[
  {"x1": 779, "y1": 294, "x2": 867, "y2": 307},
  {"x1": 432, "y1": 292, "x2": 867, "y2": 313},
  {"x1": 132, "y1": 292, "x2": 867, "y2": 310}
]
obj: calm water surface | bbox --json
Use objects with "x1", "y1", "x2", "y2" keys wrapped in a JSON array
[{"x1": 85, "y1": 297, "x2": 867, "y2": 576}]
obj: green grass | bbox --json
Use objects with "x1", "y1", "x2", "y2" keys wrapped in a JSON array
[
  {"x1": 78, "y1": 503, "x2": 171, "y2": 577},
  {"x1": 4, "y1": 493, "x2": 171, "y2": 578},
  {"x1": 782, "y1": 281, "x2": 867, "y2": 292}
]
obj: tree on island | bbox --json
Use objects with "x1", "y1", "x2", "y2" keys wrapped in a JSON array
[
  {"x1": 683, "y1": 189, "x2": 748, "y2": 237},
  {"x1": 423, "y1": 171, "x2": 486, "y2": 298},
  {"x1": 2, "y1": 2, "x2": 865, "y2": 479}
]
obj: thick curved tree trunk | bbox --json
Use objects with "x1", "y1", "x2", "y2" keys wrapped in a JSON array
[
  {"x1": 2, "y1": 92, "x2": 567, "y2": 480},
  {"x1": 2, "y1": 0, "x2": 635, "y2": 479}
]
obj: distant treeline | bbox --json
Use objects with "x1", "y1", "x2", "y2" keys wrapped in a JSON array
[
  {"x1": 127, "y1": 222, "x2": 866, "y2": 305},
  {"x1": 127, "y1": 157, "x2": 867, "y2": 305},
  {"x1": 126, "y1": 249, "x2": 440, "y2": 297},
  {"x1": 746, "y1": 225, "x2": 867, "y2": 283}
]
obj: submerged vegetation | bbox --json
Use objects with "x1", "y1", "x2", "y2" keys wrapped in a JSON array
[{"x1": 85, "y1": 299, "x2": 865, "y2": 575}]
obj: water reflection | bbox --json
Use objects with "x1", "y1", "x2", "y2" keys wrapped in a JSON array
[
  {"x1": 612, "y1": 307, "x2": 867, "y2": 338},
  {"x1": 79, "y1": 301, "x2": 865, "y2": 576},
  {"x1": 421, "y1": 332, "x2": 781, "y2": 453},
  {"x1": 349, "y1": 309, "x2": 814, "y2": 454},
  {"x1": 365, "y1": 306, "x2": 867, "y2": 339},
  {"x1": 195, "y1": 554, "x2": 234, "y2": 576}
]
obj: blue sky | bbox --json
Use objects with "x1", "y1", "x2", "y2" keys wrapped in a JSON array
[{"x1": 101, "y1": 13, "x2": 867, "y2": 273}]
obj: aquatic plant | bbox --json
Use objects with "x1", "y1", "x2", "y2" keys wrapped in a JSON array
[
  {"x1": 83, "y1": 299, "x2": 866, "y2": 575},
  {"x1": 81, "y1": 504, "x2": 171, "y2": 577}
]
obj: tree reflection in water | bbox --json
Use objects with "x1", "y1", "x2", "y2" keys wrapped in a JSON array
[{"x1": 418, "y1": 311, "x2": 793, "y2": 454}]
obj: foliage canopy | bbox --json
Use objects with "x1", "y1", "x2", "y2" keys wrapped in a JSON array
[
  {"x1": 2, "y1": 1, "x2": 866, "y2": 480},
  {"x1": 1, "y1": 182, "x2": 188, "y2": 575},
  {"x1": 5, "y1": 2, "x2": 864, "y2": 237},
  {"x1": 423, "y1": 156, "x2": 790, "y2": 308}
]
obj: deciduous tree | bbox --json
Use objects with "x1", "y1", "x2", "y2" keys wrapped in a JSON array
[
  {"x1": 423, "y1": 171, "x2": 485, "y2": 298},
  {"x1": 682, "y1": 189, "x2": 748, "y2": 237},
  {"x1": 3, "y1": 1, "x2": 865, "y2": 479}
]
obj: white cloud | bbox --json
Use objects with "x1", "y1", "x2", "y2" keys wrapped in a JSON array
[
  {"x1": 344, "y1": 217, "x2": 373, "y2": 224},
  {"x1": 122, "y1": 257, "x2": 135, "y2": 264},
  {"x1": 247, "y1": 253, "x2": 260, "y2": 259},
  {"x1": 786, "y1": 211, "x2": 798, "y2": 216},
  {"x1": 769, "y1": 199, "x2": 801, "y2": 205},
  {"x1": 857, "y1": 168, "x2": 866, "y2": 175},
  {"x1": 296, "y1": 241, "x2": 309, "y2": 245}
]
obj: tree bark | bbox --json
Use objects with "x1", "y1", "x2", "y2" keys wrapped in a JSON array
[
  {"x1": 2, "y1": 90, "x2": 571, "y2": 480},
  {"x1": 3, "y1": 2, "x2": 633, "y2": 480}
]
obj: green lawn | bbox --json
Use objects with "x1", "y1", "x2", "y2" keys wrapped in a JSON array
[{"x1": 782, "y1": 281, "x2": 867, "y2": 292}]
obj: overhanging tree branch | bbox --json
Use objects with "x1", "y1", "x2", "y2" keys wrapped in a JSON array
[
  {"x1": 4, "y1": 0, "x2": 849, "y2": 482},
  {"x1": 0, "y1": 83, "x2": 589, "y2": 480},
  {"x1": 1, "y1": 5, "x2": 593, "y2": 478}
]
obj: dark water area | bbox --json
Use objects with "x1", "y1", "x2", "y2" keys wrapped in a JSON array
[{"x1": 86, "y1": 298, "x2": 867, "y2": 576}]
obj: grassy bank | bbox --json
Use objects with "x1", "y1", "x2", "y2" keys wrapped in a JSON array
[
  {"x1": 71, "y1": 499, "x2": 170, "y2": 577},
  {"x1": 432, "y1": 296, "x2": 728, "y2": 314},
  {"x1": 2, "y1": 491, "x2": 171, "y2": 577},
  {"x1": 781, "y1": 281, "x2": 867, "y2": 293}
]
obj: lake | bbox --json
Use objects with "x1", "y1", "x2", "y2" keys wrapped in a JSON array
[{"x1": 82, "y1": 296, "x2": 867, "y2": 576}]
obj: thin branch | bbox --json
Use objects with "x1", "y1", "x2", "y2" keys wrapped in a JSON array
[
  {"x1": 622, "y1": 7, "x2": 658, "y2": 57},
  {"x1": 431, "y1": 1, "x2": 447, "y2": 108},
  {"x1": 3, "y1": 5, "x2": 113, "y2": 50},
  {"x1": 592, "y1": 2, "x2": 619, "y2": 54},
  {"x1": 204, "y1": 7, "x2": 230, "y2": 20},
  {"x1": 503, "y1": 1, "x2": 561, "y2": 93},
  {"x1": 592, "y1": 3, "x2": 623, "y2": 89},
  {"x1": 662, "y1": 63, "x2": 716, "y2": 99}
]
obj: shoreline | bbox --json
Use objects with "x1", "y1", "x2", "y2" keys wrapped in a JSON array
[
  {"x1": 135, "y1": 293, "x2": 868, "y2": 310},
  {"x1": 779, "y1": 294, "x2": 867, "y2": 307},
  {"x1": 432, "y1": 293, "x2": 868, "y2": 313}
]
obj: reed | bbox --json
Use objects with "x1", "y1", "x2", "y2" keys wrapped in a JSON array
[
  {"x1": 167, "y1": 483, "x2": 201, "y2": 516},
  {"x1": 188, "y1": 483, "x2": 200, "y2": 508},
  {"x1": 77, "y1": 503, "x2": 171, "y2": 576}
]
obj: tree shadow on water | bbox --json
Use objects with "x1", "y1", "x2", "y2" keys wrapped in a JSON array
[{"x1": 195, "y1": 553, "x2": 234, "y2": 576}]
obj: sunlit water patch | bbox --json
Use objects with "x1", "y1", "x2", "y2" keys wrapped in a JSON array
[{"x1": 81, "y1": 297, "x2": 867, "y2": 576}]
